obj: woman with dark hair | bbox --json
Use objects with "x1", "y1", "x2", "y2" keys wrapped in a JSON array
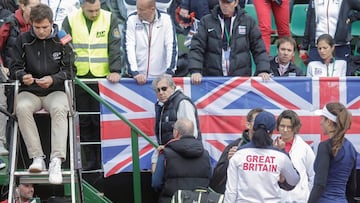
[
  {"x1": 224, "y1": 111, "x2": 300, "y2": 203},
  {"x1": 306, "y1": 34, "x2": 347, "y2": 77},
  {"x1": 275, "y1": 110, "x2": 315, "y2": 202},
  {"x1": 300, "y1": 0, "x2": 360, "y2": 63},
  {"x1": 308, "y1": 102, "x2": 357, "y2": 203}
]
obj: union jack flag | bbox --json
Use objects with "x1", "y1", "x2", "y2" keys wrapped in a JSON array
[{"x1": 99, "y1": 77, "x2": 360, "y2": 177}]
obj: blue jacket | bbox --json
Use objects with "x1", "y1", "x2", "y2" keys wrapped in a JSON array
[{"x1": 308, "y1": 138, "x2": 357, "y2": 203}]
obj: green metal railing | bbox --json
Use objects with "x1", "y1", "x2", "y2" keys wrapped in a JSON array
[{"x1": 75, "y1": 77, "x2": 158, "y2": 203}]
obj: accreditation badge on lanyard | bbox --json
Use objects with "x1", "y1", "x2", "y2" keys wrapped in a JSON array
[
  {"x1": 222, "y1": 18, "x2": 233, "y2": 76},
  {"x1": 222, "y1": 48, "x2": 231, "y2": 76}
]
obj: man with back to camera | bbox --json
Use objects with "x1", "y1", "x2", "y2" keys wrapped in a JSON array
[{"x1": 152, "y1": 118, "x2": 211, "y2": 203}]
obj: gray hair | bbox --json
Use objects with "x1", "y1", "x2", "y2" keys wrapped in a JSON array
[
  {"x1": 174, "y1": 118, "x2": 194, "y2": 137},
  {"x1": 151, "y1": 75, "x2": 176, "y2": 91}
]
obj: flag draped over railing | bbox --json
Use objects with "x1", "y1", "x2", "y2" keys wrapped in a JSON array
[{"x1": 99, "y1": 77, "x2": 360, "y2": 178}]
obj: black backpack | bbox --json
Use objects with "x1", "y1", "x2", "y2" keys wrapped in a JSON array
[{"x1": 171, "y1": 188, "x2": 224, "y2": 203}]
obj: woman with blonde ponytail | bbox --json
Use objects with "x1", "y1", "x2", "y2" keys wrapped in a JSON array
[{"x1": 308, "y1": 102, "x2": 357, "y2": 203}]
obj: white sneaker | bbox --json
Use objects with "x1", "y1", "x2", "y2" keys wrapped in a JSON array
[
  {"x1": 0, "y1": 144, "x2": 8, "y2": 155},
  {"x1": 28, "y1": 157, "x2": 46, "y2": 173},
  {"x1": 49, "y1": 157, "x2": 62, "y2": 185}
]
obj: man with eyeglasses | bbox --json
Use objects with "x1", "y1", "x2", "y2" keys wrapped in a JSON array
[
  {"x1": 151, "y1": 75, "x2": 201, "y2": 172},
  {"x1": 11, "y1": 3, "x2": 75, "y2": 184},
  {"x1": 209, "y1": 108, "x2": 263, "y2": 194},
  {"x1": 274, "y1": 109, "x2": 315, "y2": 202}
]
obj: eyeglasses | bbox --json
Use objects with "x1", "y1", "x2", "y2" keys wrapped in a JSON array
[{"x1": 156, "y1": 86, "x2": 168, "y2": 93}]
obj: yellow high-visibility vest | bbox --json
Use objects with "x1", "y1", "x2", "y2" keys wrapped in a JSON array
[{"x1": 69, "y1": 9, "x2": 111, "y2": 77}]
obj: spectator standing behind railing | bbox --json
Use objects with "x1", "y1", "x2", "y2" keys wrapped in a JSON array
[
  {"x1": 270, "y1": 36, "x2": 304, "y2": 76},
  {"x1": 306, "y1": 34, "x2": 347, "y2": 77},
  {"x1": 41, "y1": 0, "x2": 80, "y2": 30},
  {"x1": 274, "y1": 110, "x2": 315, "y2": 202},
  {"x1": 62, "y1": 0, "x2": 123, "y2": 170},
  {"x1": 124, "y1": 0, "x2": 178, "y2": 85},
  {"x1": 209, "y1": 108, "x2": 263, "y2": 194},
  {"x1": 308, "y1": 102, "x2": 357, "y2": 203},
  {"x1": 253, "y1": 0, "x2": 291, "y2": 55},
  {"x1": 188, "y1": 0, "x2": 271, "y2": 85},
  {"x1": 300, "y1": 0, "x2": 360, "y2": 63},
  {"x1": 11, "y1": 3, "x2": 75, "y2": 184}
]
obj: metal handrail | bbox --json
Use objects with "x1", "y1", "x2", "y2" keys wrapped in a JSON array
[{"x1": 74, "y1": 77, "x2": 158, "y2": 203}]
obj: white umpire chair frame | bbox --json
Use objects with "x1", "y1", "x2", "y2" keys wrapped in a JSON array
[{"x1": 7, "y1": 80, "x2": 81, "y2": 203}]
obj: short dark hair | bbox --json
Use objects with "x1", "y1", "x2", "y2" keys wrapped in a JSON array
[
  {"x1": 277, "y1": 36, "x2": 297, "y2": 52},
  {"x1": 81, "y1": 0, "x2": 97, "y2": 4},
  {"x1": 276, "y1": 110, "x2": 302, "y2": 134},
  {"x1": 246, "y1": 108, "x2": 264, "y2": 123},
  {"x1": 30, "y1": 3, "x2": 53, "y2": 23}
]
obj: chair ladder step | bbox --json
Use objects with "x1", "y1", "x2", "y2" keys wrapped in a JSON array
[{"x1": 17, "y1": 176, "x2": 76, "y2": 184}]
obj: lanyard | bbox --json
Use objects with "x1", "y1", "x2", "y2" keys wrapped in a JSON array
[
  {"x1": 224, "y1": 24, "x2": 231, "y2": 47},
  {"x1": 48, "y1": 0, "x2": 62, "y2": 22},
  {"x1": 326, "y1": 57, "x2": 336, "y2": 76},
  {"x1": 221, "y1": 17, "x2": 233, "y2": 47}
]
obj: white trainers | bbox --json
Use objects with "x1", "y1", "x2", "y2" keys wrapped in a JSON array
[
  {"x1": 49, "y1": 157, "x2": 62, "y2": 185},
  {"x1": 28, "y1": 157, "x2": 46, "y2": 173},
  {"x1": 0, "y1": 144, "x2": 8, "y2": 155}
]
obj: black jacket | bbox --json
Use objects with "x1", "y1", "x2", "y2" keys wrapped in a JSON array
[
  {"x1": 269, "y1": 56, "x2": 304, "y2": 76},
  {"x1": 209, "y1": 130, "x2": 251, "y2": 194},
  {"x1": 189, "y1": 5, "x2": 270, "y2": 76},
  {"x1": 12, "y1": 24, "x2": 75, "y2": 96},
  {"x1": 301, "y1": 0, "x2": 360, "y2": 50},
  {"x1": 159, "y1": 136, "x2": 211, "y2": 203}
]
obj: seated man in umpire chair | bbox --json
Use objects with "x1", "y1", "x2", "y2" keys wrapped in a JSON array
[{"x1": 11, "y1": 3, "x2": 75, "y2": 185}]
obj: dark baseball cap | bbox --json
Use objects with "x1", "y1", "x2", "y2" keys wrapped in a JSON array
[{"x1": 253, "y1": 111, "x2": 276, "y2": 133}]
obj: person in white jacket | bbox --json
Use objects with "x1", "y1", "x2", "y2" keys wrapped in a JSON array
[
  {"x1": 42, "y1": 0, "x2": 80, "y2": 29},
  {"x1": 224, "y1": 111, "x2": 300, "y2": 203},
  {"x1": 125, "y1": 0, "x2": 178, "y2": 85},
  {"x1": 274, "y1": 110, "x2": 315, "y2": 203}
]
